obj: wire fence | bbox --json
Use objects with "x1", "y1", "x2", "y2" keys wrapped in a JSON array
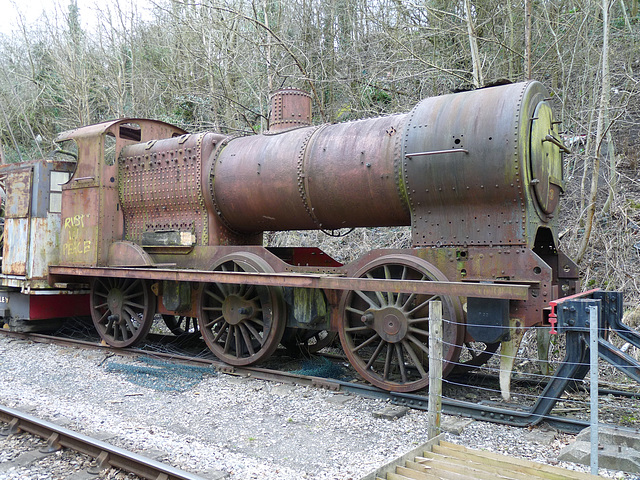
[{"x1": 59, "y1": 308, "x2": 640, "y2": 427}]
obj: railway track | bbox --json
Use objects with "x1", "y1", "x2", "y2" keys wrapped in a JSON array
[
  {"x1": 0, "y1": 404, "x2": 208, "y2": 480},
  {"x1": 1, "y1": 328, "x2": 634, "y2": 434}
]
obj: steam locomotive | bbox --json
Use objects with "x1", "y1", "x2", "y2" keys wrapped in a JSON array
[{"x1": 0, "y1": 81, "x2": 586, "y2": 397}]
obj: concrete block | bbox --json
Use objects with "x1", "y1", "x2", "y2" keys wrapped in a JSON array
[
  {"x1": 372, "y1": 406, "x2": 408, "y2": 420},
  {"x1": 559, "y1": 441, "x2": 640, "y2": 473},
  {"x1": 441, "y1": 417, "x2": 474, "y2": 435},
  {"x1": 576, "y1": 425, "x2": 640, "y2": 450},
  {"x1": 325, "y1": 394, "x2": 352, "y2": 405},
  {"x1": 558, "y1": 428, "x2": 640, "y2": 474}
]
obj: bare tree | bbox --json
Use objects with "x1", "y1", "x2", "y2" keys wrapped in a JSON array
[{"x1": 576, "y1": 0, "x2": 615, "y2": 264}]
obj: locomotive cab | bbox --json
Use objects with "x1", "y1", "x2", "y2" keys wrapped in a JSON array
[{"x1": 54, "y1": 119, "x2": 187, "y2": 267}]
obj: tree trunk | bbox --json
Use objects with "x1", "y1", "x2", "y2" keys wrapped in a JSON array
[
  {"x1": 464, "y1": 0, "x2": 483, "y2": 88},
  {"x1": 524, "y1": 0, "x2": 532, "y2": 80},
  {"x1": 576, "y1": 0, "x2": 614, "y2": 263}
]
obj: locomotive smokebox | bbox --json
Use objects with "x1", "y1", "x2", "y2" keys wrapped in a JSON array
[{"x1": 210, "y1": 81, "x2": 563, "y2": 248}]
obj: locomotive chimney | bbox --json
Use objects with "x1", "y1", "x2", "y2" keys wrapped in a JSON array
[{"x1": 268, "y1": 88, "x2": 312, "y2": 132}]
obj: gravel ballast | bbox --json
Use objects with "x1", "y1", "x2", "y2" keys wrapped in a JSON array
[{"x1": 0, "y1": 335, "x2": 632, "y2": 479}]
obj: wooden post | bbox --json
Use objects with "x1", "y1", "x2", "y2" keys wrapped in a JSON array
[{"x1": 428, "y1": 300, "x2": 443, "y2": 440}]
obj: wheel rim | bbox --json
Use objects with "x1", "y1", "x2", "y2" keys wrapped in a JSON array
[
  {"x1": 339, "y1": 255, "x2": 462, "y2": 392},
  {"x1": 90, "y1": 277, "x2": 155, "y2": 348},
  {"x1": 197, "y1": 253, "x2": 285, "y2": 366},
  {"x1": 162, "y1": 315, "x2": 200, "y2": 336}
]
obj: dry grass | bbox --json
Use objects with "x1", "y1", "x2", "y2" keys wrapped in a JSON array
[{"x1": 265, "y1": 226, "x2": 411, "y2": 264}]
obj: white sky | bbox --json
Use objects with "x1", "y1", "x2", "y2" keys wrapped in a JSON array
[{"x1": 0, "y1": 0, "x2": 154, "y2": 35}]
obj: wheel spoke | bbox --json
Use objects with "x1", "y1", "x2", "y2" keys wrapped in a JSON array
[
  {"x1": 354, "y1": 289, "x2": 377, "y2": 309},
  {"x1": 383, "y1": 265, "x2": 395, "y2": 305},
  {"x1": 383, "y1": 343, "x2": 392, "y2": 380},
  {"x1": 234, "y1": 325, "x2": 242, "y2": 357},
  {"x1": 365, "y1": 339, "x2": 385, "y2": 369},
  {"x1": 395, "y1": 343, "x2": 408, "y2": 383},
  {"x1": 239, "y1": 324, "x2": 255, "y2": 356},
  {"x1": 215, "y1": 280, "x2": 229, "y2": 297},
  {"x1": 205, "y1": 287, "x2": 225, "y2": 304},
  {"x1": 242, "y1": 285, "x2": 256, "y2": 299},
  {"x1": 345, "y1": 325, "x2": 371, "y2": 333},
  {"x1": 123, "y1": 289, "x2": 144, "y2": 300},
  {"x1": 93, "y1": 300, "x2": 108, "y2": 310},
  {"x1": 96, "y1": 278, "x2": 110, "y2": 292},
  {"x1": 122, "y1": 301, "x2": 144, "y2": 311},
  {"x1": 365, "y1": 273, "x2": 387, "y2": 306},
  {"x1": 205, "y1": 314, "x2": 225, "y2": 329},
  {"x1": 223, "y1": 326, "x2": 233, "y2": 353},
  {"x1": 122, "y1": 306, "x2": 141, "y2": 322},
  {"x1": 119, "y1": 323, "x2": 129, "y2": 341},
  {"x1": 244, "y1": 322, "x2": 264, "y2": 346},
  {"x1": 352, "y1": 332, "x2": 380, "y2": 353},
  {"x1": 408, "y1": 326, "x2": 430, "y2": 337},
  {"x1": 406, "y1": 333, "x2": 430, "y2": 355},
  {"x1": 345, "y1": 306, "x2": 365, "y2": 316},
  {"x1": 401, "y1": 292, "x2": 417, "y2": 309},
  {"x1": 408, "y1": 295, "x2": 437, "y2": 316},
  {"x1": 402, "y1": 340, "x2": 427, "y2": 378},
  {"x1": 123, "y1": 316, "x2": 136, "y2": 335},
  {"x1": 121, "y1": 279, "x2": 140, "y2": 296},
  {"x1": 408, "y1": 315, "x2": 429, "y2": 323},
  {"x1": 211, "y1": 322, "x2": 228, "y2": 343},
  {"x1": 248, "y1": 317, "x2": 265, "y2": 328}
]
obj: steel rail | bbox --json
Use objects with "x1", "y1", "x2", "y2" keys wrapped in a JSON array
[
  {"x1": 49, "y1": 265, "x2": 530, "y2": 300},
  {"x1": 0, "y1": 404, "x2": 208, "y2": 480}
]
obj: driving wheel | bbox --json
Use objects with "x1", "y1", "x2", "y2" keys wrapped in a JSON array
[
  {"x1": 90, "y1": 277, "x2": 155, "y2": 348},
  {"x1": 339, "y1": 255, "x2": 463, "y2": 392},
  {"x1": 198, "y1": 253, "x2": 286, "y2": 366}
]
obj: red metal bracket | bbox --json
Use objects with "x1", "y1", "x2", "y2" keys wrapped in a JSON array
[{"x1": 548, "y1": 288, "x2": 602, "y2": 335}]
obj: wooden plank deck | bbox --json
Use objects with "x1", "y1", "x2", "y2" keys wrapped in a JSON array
[{"x1": 364, "y1": 438, "x2": 601, "y2": 480}]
